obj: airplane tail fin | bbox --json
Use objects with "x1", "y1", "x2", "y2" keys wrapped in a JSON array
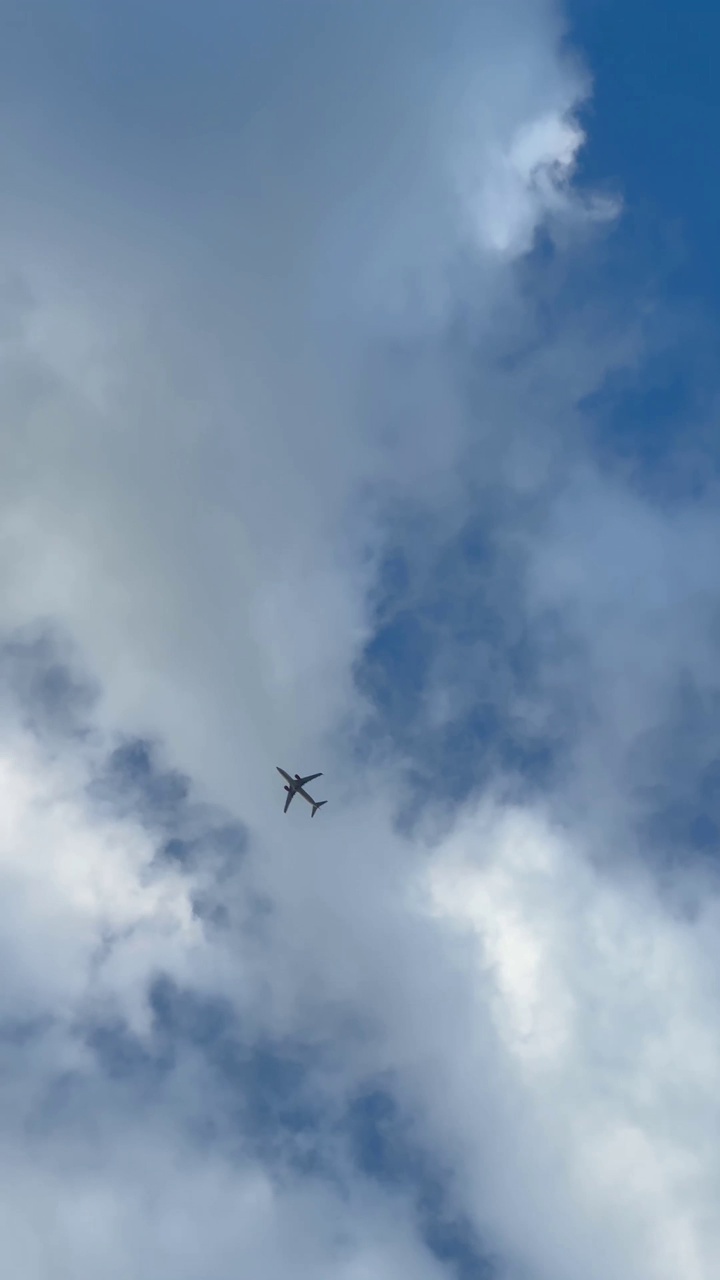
[{"x1": 311, "y1": 801, "x2": 327, "y2": 818}]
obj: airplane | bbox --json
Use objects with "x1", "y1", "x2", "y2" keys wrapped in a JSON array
[{"x1": 276, "y1": 767, "x2": 327, "y2": 817}]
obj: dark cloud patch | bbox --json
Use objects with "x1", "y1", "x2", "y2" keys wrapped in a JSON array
[
  {"x1": 345, "y1": 1086, "x2": 495, "y2": 1280},
  {"x1": 85, "y1": 1017, "x2": 175, "y2": 1088},
  {"x1": 78, "y1": 979, "x2": 330, "y2": 1174},
  {"x1": 150, "y1": 978, "x2": 320, "y2": 1137},
  {"x1": 87, "y1": 736, "x2": 248, "y2": 894},
  {"x1": 0, "y1": 637, "x2": 252, "y2": 932},
  {"x1": 91, "y1": 738, "x2": 190, "y2": 828},
  {"x1": 631, "y1": 674, "x2": 720, "y2": 869},
  {"x1": 0, "y1": 626, "x2": 96, "y2": 740},
  {"x1": 80, "y1": 982, "x2": 497, "y2": 1279},
  {"x1": 0, "y1": 629, "x2": 248, "y2": 925},
  {"x1": 0, "y1": 1014, "x2": 56, "y2": 1052}
]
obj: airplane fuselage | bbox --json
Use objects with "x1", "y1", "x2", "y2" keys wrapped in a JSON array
[
  {"x1": 276, "y1": 766, "x2": 327, "y2": 815},
  {"x1": 279, "y1": 770, "x2": 315, "y2": 804}
]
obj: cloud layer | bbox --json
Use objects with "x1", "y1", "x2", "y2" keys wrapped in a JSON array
[{"x1": 0, "y1": 1, "x2": 719, "y2": 1278}]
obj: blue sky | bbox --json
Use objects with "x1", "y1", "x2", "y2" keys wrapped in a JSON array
[
  {"x1": 573, "y1": 0, "x2": 720, "y2": 301},
  {"x1": 0, "y1": 2, "x2": 720, "y2": 1278}
]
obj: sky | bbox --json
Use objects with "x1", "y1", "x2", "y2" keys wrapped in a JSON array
[{"x1": 0, "y1": 0, "x2": 719, "y2": 1277}]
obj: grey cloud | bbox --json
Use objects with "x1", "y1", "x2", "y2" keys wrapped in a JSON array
[{"x1": 2, "y1": 1, "x2": 718, "y2": 1279}]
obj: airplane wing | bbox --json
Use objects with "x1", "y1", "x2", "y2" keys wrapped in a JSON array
[
  {"x1": 297, "y1": 772, "x2": 322, "y2": 787},
  {"x1": 283, "y1": 789, "x2": 294, "y2": 813}
]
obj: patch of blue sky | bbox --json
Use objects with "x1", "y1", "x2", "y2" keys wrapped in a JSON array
[
  {"x1": 567, "y1": 0, "x2": 720, "y2": 492},
  {"x1": 571, "y1": 0, "x2": 720, "y2": 307},
  {"x1": 354, "y1": 517, "x2": 579, "y2": 810},
  {"x1": 632, "y1": 674, "x2": 720, "y2": 866},
  {"x1": 580, "y1": 358, "x2": 712, "y2": 497}
]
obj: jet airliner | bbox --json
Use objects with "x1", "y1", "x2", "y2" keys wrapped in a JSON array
[{"x1": 276, "y1": 767, "x2": 327, "y2": 817}]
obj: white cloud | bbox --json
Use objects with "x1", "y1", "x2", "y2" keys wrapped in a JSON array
[
  {"x1": 0, "y1": 0, "x2": 717, "y2": 1278},
  {"x1": 0, "y1": 1134, "x2": 450, "y2": 1280},
  {"x1": 0, "y1": 705, "x2": 453, "y2": 1280},
  {"x1": 424, "y1": 800, "x2": 720, "y2": 1280},
  {"x1": 466, "y1": 112, "x2": 617, "y2": 258},
  {"x1": 0, "y1": 720, "x2": 200, "y2": 1036}
]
